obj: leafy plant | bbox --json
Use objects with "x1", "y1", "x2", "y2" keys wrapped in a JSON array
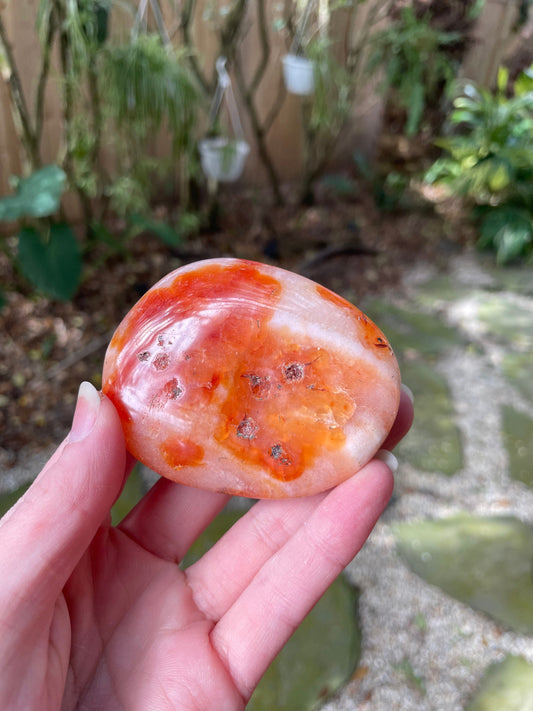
[
  {"x1": 17, "y1": 223, "x2": 82, "y2": 301},
  {"x1": 307, "y1": 37, "x2": 352, "y2": 133},
  {"x1": 101, "y1": 33, "x2": 201, "y2": 215},
  {"x1": 353, "y1": 151, "x2": 410, "y2": 212},
  {"x1": 368, "y1": 6, "x2": 461, "y2": 136},
  {"x1": 426, "y1": 65, "x2": 533, "y2": 263},
  {"x1": 0, "y1": 165, "x2": 66, "y2": 221},
  {"x1": 0, "y1": 165, "x2": 82, "y2": 300},
  {"x1": 103, "y1": 35, "x2": 198, "y2": 151}
]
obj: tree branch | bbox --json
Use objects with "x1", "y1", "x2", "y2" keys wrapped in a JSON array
[
  {"x1": 0, "y1": 10, "x2": 40, "y2": 169},
  {"x1": 219, "y1": 0, "x2": 248, "y2": 61},
  {"x1": 52, "y1": 0, "x2": 93, "y2": 224},
  {"x1": 180, "y1": 0, "x2": 212, "y2": 96},
  {"x1": 249, "y1": 0, "x2": 269, "y2": 94},
  {"x1": 35, "y1": 6, "x2": 58, "y2": 153}
]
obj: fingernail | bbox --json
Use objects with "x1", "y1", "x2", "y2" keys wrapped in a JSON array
[
  {"x1": 376, "y1": 449, "x2": 398, "y2": 473},
  {"x1": 401, "y1": 383, "x2": 414, "y2": 404},
  {"x1": 69, "y1": 382, "x2": 101, "y2": 442}
]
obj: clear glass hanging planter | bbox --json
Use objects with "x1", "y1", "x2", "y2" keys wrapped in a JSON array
[{"x1": 199, "y1": 57, "x2": 250, "y2": 183}]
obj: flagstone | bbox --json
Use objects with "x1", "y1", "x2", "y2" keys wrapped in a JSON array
[{"x1": 394, "y1": 514, "x2": 533, "y2": 634}]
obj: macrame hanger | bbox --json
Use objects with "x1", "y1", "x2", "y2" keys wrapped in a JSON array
[
  {"x1": 208, "y1": 57, "x2": 244, "y2": 140},
  {"x1": 132, "y1": 0, "x2": 171, "y2": 48},
  {"x1": 289, "y1": 0, "x2": 315, "y2": 55}
]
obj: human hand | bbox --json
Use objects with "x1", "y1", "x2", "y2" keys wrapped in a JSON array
[{"x1": 0, "y1": 382, "x2": 413, "y2": 711}]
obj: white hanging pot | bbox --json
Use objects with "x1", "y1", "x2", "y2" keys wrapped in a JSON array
[
  {"x1": 199, "y1": 137, "x2": 250, "y2": 183},
  {"x1": 282, "y1": 53, "x2": 315, "y2": 96}
]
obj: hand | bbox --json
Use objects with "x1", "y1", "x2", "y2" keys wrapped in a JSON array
[{"x1": 0, "y1": 382, "x2": 413, "y2": 711}]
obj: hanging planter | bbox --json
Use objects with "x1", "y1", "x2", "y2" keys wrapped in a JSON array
[
  {"x1": 282, "y1": 0, "x2": 316, "y2": 96},
  {"x1": 199, "y1": 137, "x2": 250, "y2": 183},
  {"x1": 199, "y1": 57, "x2": 250, "y2": 184},
  {"x1": 282, "y1": 54, "x2": 315, "y2": 96}
]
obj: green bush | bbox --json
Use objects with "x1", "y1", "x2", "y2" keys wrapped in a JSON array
[
  {"x1": 426, "y1": 66, "x2": 533, "y2": 264},
  {"x1": 368, "y1": 6, "x2": 461, "y2": 136}
]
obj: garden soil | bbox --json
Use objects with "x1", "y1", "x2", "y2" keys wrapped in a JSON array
[{"x1": 0, "y1": 184, "x2": 467, "y2": 464}]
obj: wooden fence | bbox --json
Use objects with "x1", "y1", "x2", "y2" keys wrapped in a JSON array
[{"x1": 0, "y1": 0, "x2": 527, "y2": 203}]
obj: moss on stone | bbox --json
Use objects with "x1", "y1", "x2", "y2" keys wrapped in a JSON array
[
  {"x1": 394, "y1": 514, "x2": 533, "y2": 634},
  {"x1": 398, "y1": 360, "x2": 463, "y2": 476},
  {"x1": 501, "y1": 406, "x2": 533, "y2": 488},
  {"x1": 501, "y1": 353, "x2": 533, "y2": 404},
  {"x1": 364, "y1": 299, "x2": 465, "y2": 360},
  {"x1": 466, "y1": 655, "x2": 533, "y2": 711}
]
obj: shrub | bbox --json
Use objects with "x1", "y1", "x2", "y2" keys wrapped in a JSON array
[
  {"x1": 425, "y1": 66, "x2": 533, "y2": 264},
  {"x1": 368, "y1": 5, "x2": 461, "y2": 136}
]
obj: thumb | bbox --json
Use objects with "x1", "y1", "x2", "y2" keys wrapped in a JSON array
[{"x1": 0, "y1": 382, "x2": 127, "y2": 616}]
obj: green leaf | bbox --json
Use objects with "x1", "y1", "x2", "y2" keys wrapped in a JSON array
[
  {"x1": 479, "y1": 208, "x2": 533, "y2": 263},
  {"x1": 466, "y1": 0, "x2": 487, "y2": 20},
  {"x1": 514, "y1": 66, "x2": 533, "y2": 97},
  {"x1": 449, "y1": 109, "x2": 476, "y2": 125},
  {"x1": 495, "y1": 223, "x2": 533, "y2": 264},
  {"x1": 405, "y1": 81, "x2": 425, "y2": 136},
  {"x1": 321, "y1": 173, "x2": 357, "y2": 197},
  {"x1": 0, "y1": 165, "x2": 66, "y2": 221},
  {"x1": 453, "y1": 96, "x2": 482, "y2": 111},
  {"x1": 488, "y1": 161, "x2": 512, "y2": 192},
  {"x1": 17, "y1": 223, "x2": 82, "y2": 300},
  {"x1": 497, "y1": 66, "x2": 509, "y2": 95},
  {"x1": 128, "y1": 214, "x2": 182, "y2": 247}
]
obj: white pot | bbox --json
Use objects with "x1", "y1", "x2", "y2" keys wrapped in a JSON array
[
  {"x1": 199, "y1": 138, "x2": 250, "y2": 183},
  {"x1": 282, "y1": 53, "x2": 315, "y2": 96}
]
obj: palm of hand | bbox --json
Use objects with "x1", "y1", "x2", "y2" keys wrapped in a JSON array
[
  {"x1": 60, "y1": 522, "x2": 243, "y2": 711},
  {"x1": 51, "y1": 466, "x2": 390, "y2": 711}
]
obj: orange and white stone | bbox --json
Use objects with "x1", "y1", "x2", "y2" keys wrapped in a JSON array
[{"x1": 102, "y1": 258, "x2": 401, "y2": 498}]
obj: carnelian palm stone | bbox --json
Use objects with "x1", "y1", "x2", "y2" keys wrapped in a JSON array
[{"x1": 102, "y1": 258, "x2": 401, "y2": 498}]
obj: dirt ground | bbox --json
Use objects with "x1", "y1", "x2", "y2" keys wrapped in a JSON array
[{"x1": 0, "y1": 178, "x2": 472, "y2": 468}]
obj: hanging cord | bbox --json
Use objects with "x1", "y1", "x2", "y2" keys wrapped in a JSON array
[
  {"x1": 132, "y1": 0, "x2": 171, "y2": 47},
  {"x1": 208, "y1": 57, "x2": 245, "y2": 140},
  {"x1": 289, "y1": 0, "x2": 316, "y2": 55}
]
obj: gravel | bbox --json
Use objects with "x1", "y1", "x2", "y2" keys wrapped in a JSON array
[{"x1": 324, "y1": 253, "x2": 533, "y2": 711}]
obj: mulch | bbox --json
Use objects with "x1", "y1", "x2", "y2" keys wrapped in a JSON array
[{"x1": 0, "y1": 181, "x2": 472, "y2": 468}]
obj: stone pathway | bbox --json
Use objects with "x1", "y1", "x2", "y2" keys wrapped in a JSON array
[
  {"x1": 322, "y1": 251, "x2": 533, "y2": 711},
  {"x1": 1, "y1": 250, "x2": 533, "y2": 710}
]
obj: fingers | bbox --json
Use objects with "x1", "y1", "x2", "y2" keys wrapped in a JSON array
[
  {"x1": 209, "y1": 460, "x2": 394, "y2": 700},
  {"x1": 185, "y1": 493, "x2": 326, "y2": 620},
  {"x1": 119, "y1": 479, "x2": 229, "y2": 564},
  {"x1": 201, "y1": 389, "x2": 411, "y2": 698},
  {"x1": 381, "y1": 384, "x2": 414, "y2": 452},
  {"x1": 0, "y1": 383, "x2": 127, "y2": 619}
]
